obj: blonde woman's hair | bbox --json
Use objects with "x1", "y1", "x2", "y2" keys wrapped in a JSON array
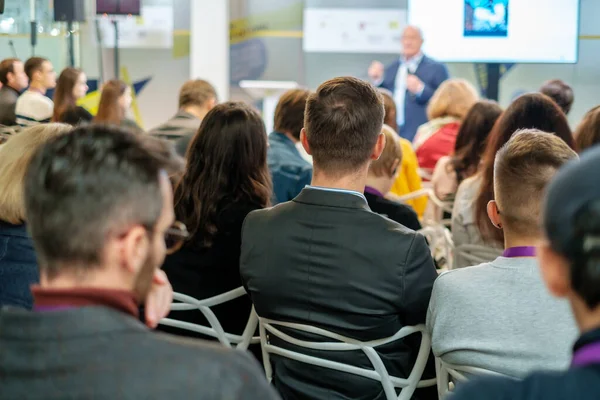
[
  {"x1": 0, "y1": 123, "x2": 72, "y2": 224},
  {"x1": 427, "y1": 78, "x2": 479, "y2": 121},
  {"x1": 369, "y1": 124, "x2": 402, "y2": 178}
]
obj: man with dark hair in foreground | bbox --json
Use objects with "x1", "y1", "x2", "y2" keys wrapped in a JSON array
[
  {"x1": 452, "y1": 146, "x2": 600, "y2": 399},
  {"x1": 241, "y1": 77, "x2": 437, "y2": 399},
  {"x1": 0, "y1": 125, "x2": 279, "y2": 400}
]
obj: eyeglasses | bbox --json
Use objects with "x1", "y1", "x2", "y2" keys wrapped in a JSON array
[{"x1": 165, "y1": 221, "x2": 189, "y2": 255}]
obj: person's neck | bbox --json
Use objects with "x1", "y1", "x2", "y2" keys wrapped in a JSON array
[
  {"x1": 311, "y1": 166, "x2": 368, "y2": 194},
  {"x1": 365, "y1": 175, "x2": 390, "y2": 197},
  {"x1": 403, "y1": 51, "x2": 422, "y2": 61},
  {"x1": 571, "y1": 296, "x2": 600, "y2": 335},
  {"x1": 280, "y1": 130, "x2": 299, "y2": 144},
  {"x1": 182, "y1": 105, "x2": 209, "y2": 121},
  {"x1": 503, "y1": 229, "x2": 540, "y2": 252},
  {"x1": 29, "y1": 82, "x2": 47, "y2": 95},
  {"x1": 7, "y1": 83, "x2": 21, "y2": 93},
  {"x1": 40, "y1": 270, "x2": 133, "y2": 293}
]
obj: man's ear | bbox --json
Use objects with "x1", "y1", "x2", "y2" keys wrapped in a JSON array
[
  {"x1": 487, "y1": 200, "x2": 502, "y2": 229},
  {"x1": 371, "y1": 132, "x2": 386, "y2": 161},
  {"x1": 537, "y1": 243, "x2": 571, "y2": 298},
  {"x1": 119, "y1": 226, "x2": 150, "y2": 275},
  {"x1": 300, "y1": 128, "x2": 312, "y2": 155}
]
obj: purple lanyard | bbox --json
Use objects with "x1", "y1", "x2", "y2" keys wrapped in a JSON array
[
  {"x1": 503, "y1": 246, "x2": 536, "y2": 258},
  {"x1": 572, "y1": 343, "x2": 600, "y2": 367},
  {"x1": 364, "y1": 186, "x2": 384, "y2": 198}
]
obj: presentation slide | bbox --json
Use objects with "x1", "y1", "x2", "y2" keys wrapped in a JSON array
[
  {"x1": 303, "y1": 8, "x2": 407, "y2": 53},
  {"x1": 409, "y1": 0, "x2": 580, "y2": 63}
]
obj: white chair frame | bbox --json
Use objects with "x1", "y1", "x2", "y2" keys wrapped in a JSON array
[
  {"x1": 258, "y1": 316, "x2": 436, "y2": 400},
  {"x1": 454, "y1": 244, "x2": 502, "y2": 268},
  {"x1": 159, "y1": 287, "x2": 258, "y2": 350},
  {"x1": 435, "y1": 357, "x2": 513, "y2": 399}
]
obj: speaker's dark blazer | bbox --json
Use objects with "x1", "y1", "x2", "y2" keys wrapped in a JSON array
[
  {"x1": 240, "y1": 187, "x2": 438, "y2": 399},
  {"x1": 379, "y1": 55, "x2": 449, "y2": 142}
]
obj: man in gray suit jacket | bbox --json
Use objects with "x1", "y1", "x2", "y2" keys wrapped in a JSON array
[
  {"x1": 0, "y1": 58, "x2": 29, "y2": 126},
  {"x1": 0, "y1": 125, "x2": 279, "y2": 400},
  {"x1": 241, "y1": 77, "x2": 438, "y2": 400}
]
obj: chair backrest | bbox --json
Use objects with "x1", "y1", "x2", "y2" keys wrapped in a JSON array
[
  {"x1": 435, "y1": 357, "x2": 513, "y2": 399},
  {"x1": 454, "y1": 244, "x2": 502, "y2": 269},
  {"x1": 159, "y1": 287, "x2": 258, "y2": 350},
  {"x1": 419, "y1": 225, "x2": 454, "y2": 271},
  {"x1": 258, "y1": 315, "x2": 436, "y2": 400}
]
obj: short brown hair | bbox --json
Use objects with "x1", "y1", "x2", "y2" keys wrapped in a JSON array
[
  {"x1": 575, "y1": 105, "x2": 600, "y2": 152},
  {"x1": 0, "y1": 123, "x2": 72, "y2": 224},
  {"x1": 274, "y1": 89, "x2": 310, "y2": 139},
  {"x1": 178, "y1": 79, "x2": 217, "y2": 109},
  {"x1": 427, "y1": 79, "x2": 479, "y2": 121},
  {"x1": 369, "y1": 125, "x2": 402, "y2": 178},
  {"x1": 540, "y1": 79, "x2": 574, "y2": 115},
  {"x1": 24, "y1": 57, "x2": 48, "y2": 81},
  {"x1": 378, "y1": 88, "x2": 398, "y2": 131},
  {"x1": 304, "y1": 77, "x2": 384, "y2": 173},
  {"x1": 0, "y1": 58, "x2": 19, "y2": 85},
  {"x1": 494, "y1": 129, "x2": 578, "y2": 237}
]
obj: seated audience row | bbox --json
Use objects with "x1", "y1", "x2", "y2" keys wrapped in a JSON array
[
  {"x1": 241, "y1": 77, "x2": 438, "y2": 400},
  {"x1": 380, "y1": 89, "x2": 429, "y2": 217},
  {"x1": 0, "y1": 56, "x2": 143, "y2": 134},
  {"x1": 452, "y1": 93, "x2": 575, "y2": 268},
  {"x1": 159, "y1": 102, "x2": 272, "y2": 344},
  {"x1": 454, "y1": 145, "x2": 600, "y2": 400},
  {"x1": 148, "y1": 79, "x2": 217, "y2": 156},
  {"x1": 429, "y1": 131, "x2": 578, "y2": 377},
  {"x1": 0, "y1": 125, "x2": 278, "y2": 398},
  {"x1": 413, "y1": 78, "x2": 479, "y2": 178}
]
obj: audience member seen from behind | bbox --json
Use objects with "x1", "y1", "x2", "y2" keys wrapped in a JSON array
[
  {"x1": 365, "y1": 125, "x2": 421, "y2": 231},
  {"x1": 268, "y1": 89, "x2": 313, "y2": 204},
  {"x1": 0, "y1": 124, "x2": 72, "y2": 310},
  {"x1": 540, "y1": 79, "x2": 574, "y2": 116},
  {"x1": 241, "y1": 77, "x2": 438, "y2": 400},
  {"x1": 452, "y1": 145, "x2": 600, "y2": 400},
  {"x1": 575, "y1": 105, "x2": 600, "y2": 152},
  {"x1": 413, "y1": 78, "x2": 479, "y2": 178},
  {"x1": 52, "y1": 67, "x2": 92, "y2": 126},
  {"x1": 158, "y1": 102, "x2": 272, "y2": 344},
  {"x1": 15, "y1": 57, "x2": 56, "y2": 126},
  {"x1": 380, "y1": 89, "x2": 427, "y2": 217},
  {"x1": 428, "y1": 131, "x2": 578, "y2": 378},
  {"x1": 0, "y1": 125, "x2": 279, "y2": 399},
  {"x1": 94, "y1": 79, "x2": 142, "y2": 133},
  {"x1": 431, "y1": 100, "x2": 502, "y2": 201},
  {"x1": 0, "y1": 58, "x2": 29, "y2": 126},
  {"x1": 452, "y1": 93, "x2": 575, "y2": 269},
  {"x1": 149, "y1": 79, "x2": 217, "y2": 157}
]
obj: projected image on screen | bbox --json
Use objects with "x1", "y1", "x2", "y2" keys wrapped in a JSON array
[
  {"x1": 464, "y1": 0, "x2": 508, "y2": 37},
  {"x1": 408, "y1": 0, "x2": 579, "y2": 63}
]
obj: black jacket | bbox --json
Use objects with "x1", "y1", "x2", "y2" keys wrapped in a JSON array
[
  {"x1": 451, "y1": 327, "x2": 600, "y2": 400},
  {"x1": 364, "y1": 191, "x2": 421, "y2": 231},
  {"x1": 159, "y1": 202, "x2": 261, "y2": 340},
  {"x1": 240, "y1": 187, "x2": 437, "y2": 399},
  {"x1": 0, "y1": 86, "x2": 20, "y2": 126}
]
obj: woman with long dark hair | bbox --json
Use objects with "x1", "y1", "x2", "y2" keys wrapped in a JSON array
[
  {"x1": 452, "y1": 93, "x2": 575, "y2": 268},
  {"x1": 158, "y1": 102, "x2": 272, "y2": 342},
  {"x1": 94, "y1": 79, "x2": 142, "y2": 133},
  {"x1": 52, "y1": 67, "x2": 92, "y2": 125},
  {"x1": 431, "y1": 100, "x2": 503, "y2": 201}
]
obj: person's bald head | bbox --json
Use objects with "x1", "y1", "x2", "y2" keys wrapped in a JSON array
[{"x1": 401, "y1": 26, "x2": 424, "y2": 58}]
